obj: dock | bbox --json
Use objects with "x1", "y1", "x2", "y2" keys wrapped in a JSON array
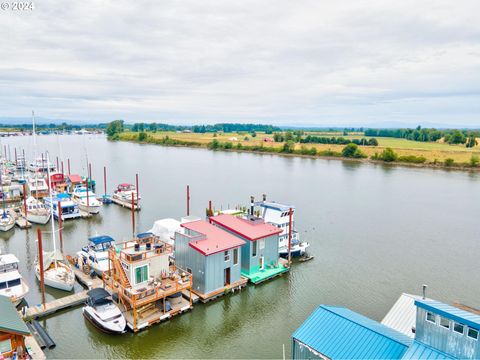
[
  {"x1": 181, "y1": 289, "x2": 200, "y2": 304},
  {"x1": 79, "y1": 210, "x2": 92, "y2": 219},
  {"x1": 111, "y1": 197, "x2": 141, "y2": 210},
  {"x1": 7, "y1": 209, "x2": 32, "y2": 229},
  {"x1": 25, "y1": 335, "x2": 46, "y2": 360},
  {"x1": 25, "y1": 290, "x2": 89, "y2": 319},
  {"x1": 191, "y1": 278, "x2": 248, "y2": 303}
]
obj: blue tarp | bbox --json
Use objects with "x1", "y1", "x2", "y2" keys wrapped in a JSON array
[{"x1": 89, "y1": 235, "x2": 115, "y2": 245}]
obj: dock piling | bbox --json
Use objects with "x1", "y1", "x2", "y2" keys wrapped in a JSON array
[
  {"x1": 58, "y1": 201, "x2": 63, "y2": 252},
  {"x1": 37, "y1": 228, "x2": 46, "y2": 310},
  {"x1": 23, "y1": 183, "x2": 27, "y2": 219},
  {"x1": 187, "y1": 185, "x2": 190, "y2": 216}
]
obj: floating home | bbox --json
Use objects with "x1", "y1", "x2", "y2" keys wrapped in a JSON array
[
  {"x1": 103, "y1": 234, "x2": 193, "y2": 332},
  {"x1": 0, "y1": 296, "x2": 30, "y2": 359},
  {"x1": 175, "y1": 220, "x2": 248, "y2": 302},
  {"x1": 292, "y1": 295, "x2": 480, "y2": 359},
  {"x1": 66, "y1": 174, "x2": 83, "y2": 193},
  {"x1": 49, "y1": 172, "x2": 67, "y2": 193},
  {"x1": 209, "y1": 214, "x2": 288, "y2": 284}
]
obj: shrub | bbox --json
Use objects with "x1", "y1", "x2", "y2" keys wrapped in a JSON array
[
  {"x1": 378, "y1": 148, "x2": 398, "y2": 162},
  {"x1": 309, "y1": 147, "x2": 317, "y2": 156},
  {"x1": 397, "y1": 155, "x2": 426, "y2": 164},
  {"x1": 341, "y1": 143, "x2": 365, "y2": 158},
  {"x1": 138, "y1": 132, "x2": 147, "y2": 141},
  {"x1": 207, "y1": 139, "x2": 220, "y2": 150},
  {"x1": 281, "y1": 140, "x2": 295, "y2": 153},
  {"x1": 445, "y1": 158, "x2": 455, "y2": 167},
  {"x1": 224, "y1": 142, "x2": 233, "y2": 149},
  {"x1": 300, "y1": 145, "x2": 310, "y2": 155},
  {"x1": 236, "y1": 143, "x2": 243, "y2": 150},
  {"x1": 470, "y1": 155, "x2": 479, "y2": 167}
]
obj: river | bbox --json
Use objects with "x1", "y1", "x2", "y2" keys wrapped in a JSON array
[{"x1": 0, "y1": 134, "x2": 479, "y2": 359}]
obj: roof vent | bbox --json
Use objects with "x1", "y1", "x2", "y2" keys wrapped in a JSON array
[{"x1": 422, "y1": 284, "x2": 428, "y2": 299}]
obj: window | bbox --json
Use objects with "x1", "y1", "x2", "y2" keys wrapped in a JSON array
[
  {"x1": 0, "y1": 339, "x2": 12, "y2": 354},
  {"x1": 454, "y1": 322, "x2": 464, "y2": 334},
  {"x1": 224, "y1": 251, "x2": 230, "y2": 262},
  {"x1": 426, "y1": 312, "x2": 436, "y2": 324},
  {"x1": 0, "y1": 282, "x2": 6, "y2": 290},
  {"x1": 7, "y1": 278, "x2": 21, "y2": 287},
  {"x1": 440, "y1": 317, "x2": 450, "y2": 329},
  {"x1": 134, "y1": 265, "x2": 148, "y2": 285},
  {"x1": 252, "y1": 241, "x2": 257, "y2": 257},
  {"x1": 186, "y1": 268, "x2": 192, "y2": 274},
  {"x1": 259, "y1": 239, "x2": 265, "y2": 250},
  {"x1": 233, "y1": 248, "x2": 239, "y2": 265},
  {"x1": 468, "y1": 328, "x2": 479, "y2": 340}
]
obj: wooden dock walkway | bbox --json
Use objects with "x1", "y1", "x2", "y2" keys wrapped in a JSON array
[
  {"x1": 7, "y1": 209, "x2": 31, "y2": 229},
  {"x1": 25, "y1": 290, "x2": 89, "y2": 319},
  {"x1": 181, "y1": 289, "x2": 200, "y2": 304},
  {"x1": 79, "y1": 210, "x2": 92, "y2": 219},
  {"x1": 111, "y1": 197, "x2": 141, "y2": 211}
]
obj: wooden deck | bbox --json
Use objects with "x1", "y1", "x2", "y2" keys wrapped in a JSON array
[
  {"x1": 111, "y1": 197, "x2": 141, "y2": 210},
  {"x1": 25, "y1": 290, "x2": 89, "y2": 319},
  {"x1": 79, "y1": 210, "x2": 92, "y2": 218},
  {"x1": 192, "y1": 278, "x2": 248, "y2": 303},
  {"x1": 7, "y1": 209, "x2": 31, "y2": 229},
  {"x1": 181, "y1": 289, "x2": 200, "y2": 304},
  {"x1": 25, "y1": 335, "x2": 46, "y2": 360}
]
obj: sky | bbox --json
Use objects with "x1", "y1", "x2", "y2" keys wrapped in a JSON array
[{"x1": 0, "y1": 0, "x2": 479, "y2": 127}]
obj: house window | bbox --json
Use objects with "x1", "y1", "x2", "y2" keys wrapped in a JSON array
[
  {"x1": 259, "y1": 239, "x2": 265, "y2": 250},
  {"x1": 252, "y1": 241, "x2": 257, "y2": 257},
  {"x1": 186, "y1": 268, "x2": 192, "y2": 274},
  {"x1": 233, "y1": 248, "x2": 239, "y2": 265},
  {"x1": 468, "y1": 328, "x2": 479, "y2": 340},
  {"x1": 440, "y1": 317, "x2": 450, "y2": 329},
  {"x1": 453, "y1": 322, "x2": 464, "y2": 334},
  {"x1": 426, "y1": 312, "x2": 436, "y2": 324},
  {"x1": 0, "y1": 339, "x2": 12, "y2": 354},
  {"x1": 224, "y1": 251, "x2": 230, "y2": 262},
  {"x1": 134, "y1": 265, "x2": 148, "y2": 285}
]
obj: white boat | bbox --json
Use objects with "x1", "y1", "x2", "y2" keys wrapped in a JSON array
[
  {"x1": 147, "y1": 218, "x2": 182, "y2": 245},
  {"x1": 34, "y1": 152, "x2": 75, "y2": 292},
  {"x1": 34, "y1": 250, "x2": 75, "y2": 291},
  {"x1": 82, "y1": 288, "x2": 126, "y2": 334},
  {"x1": 27, "y1": 157, "x2": 56, "y2": 173},
  {"x1": 21, "y1": 196, "x2": 51, "y2": 224},
  {"x1": 44, "y1": 193, "x2": 81, "y2": 220},
  {"x1": 0, "y1": 211, "x2": 15, "y2": 232},
  {"x1": 71, "y1": 186, "x2": 102, "y2": 214},
  {"x1": 28, "y1": 177, "x2": 49, "y2": 198},
  {"x1": 77, "y1": 235, "x2": 115, "y2": 275},
  {"x1": 0, "y1": 252, "x2": 29, "y2": 306},
  {"x1": 113, "y1": 183, "x2": 140, "y2": 204},
  {"x1": 258, "y1": 200, "x2": 310, "y2": 257}
]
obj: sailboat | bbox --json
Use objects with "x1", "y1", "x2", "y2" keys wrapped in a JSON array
[
  {"x1": 21, "y1": 196, "x2": 51, "y2": 225},
  {"x1": 34, "y1": 152, "x2": 75, "y2": 291},
  {"x1": 0, "y1": 164, "x2": 15, "y2": 232}
]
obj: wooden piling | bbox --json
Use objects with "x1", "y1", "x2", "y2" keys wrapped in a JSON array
[
  {"x1": 61, "y1": 161, "x2": 64, "y2": 175},
  {"x1": 131, "y1": 195, "x2": 135, "y2": 236},
  {"x1": 187, "y1": 185, "x2": 190, "y2": 216},
  {"x1": 23, "y1": 183, "x2": 27, "y2": 219},
  {"x1": 89, "y1": 163, "x2": 92, "y2": 180},
  {"x1": 68, "y1": 159, "x2": 71, "y2": 174},
  {"x1": 56, "y1": 156, "x2": 59, "y2": 171},
  {"x1": 15, "y1": 148, "x2": 17, "y2": 166},
  {"x1": 103, "y1": 166, "x2": 107, "y2": 196},
  {"x1": 136, "y1": 173, "x2": 139, "y2": 199},
  {"x1": 288, "y1": 208, "x2": 293, "y2": 267}
]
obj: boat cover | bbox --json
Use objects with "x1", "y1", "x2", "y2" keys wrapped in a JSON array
[
  {"x1": 148, "y1": 218, "x2": 180, "y2": 245},
  {"x1": 87, "y1": 288, "x2": 111, "y2": 305},
  {"x1": 89, "y1": 235, "x2": 114, "y2": 245}
]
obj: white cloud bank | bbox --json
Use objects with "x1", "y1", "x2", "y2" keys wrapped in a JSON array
[{"x1": 0, "y1": 0, "x2": 479, "y2": 126}]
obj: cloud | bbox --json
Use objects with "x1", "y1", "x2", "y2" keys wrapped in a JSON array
[{"x1": 0, "y1": 0, "x2": 479, "y2": 126}]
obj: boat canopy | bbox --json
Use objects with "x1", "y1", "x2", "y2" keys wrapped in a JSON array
[
  {"x1": 136, "y1": 232, "x2": 152, "y2": 239},
  {"x1": 89, "y1": 235, "x2": 114, "y2": 245},
  {"x1": 87, "y1": 288, "x2": 111, "y2": 305},
  {"x1": 56, "y1": 193, "x2": 71, "y2": 200}
]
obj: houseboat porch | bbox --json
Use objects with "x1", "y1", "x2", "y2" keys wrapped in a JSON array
[
  {"x1": 242, "y1": 258, "x2": 289, "y2": 284},
  {"x1": 193, "y1": 277, "x2": 248, "y2": 303}
]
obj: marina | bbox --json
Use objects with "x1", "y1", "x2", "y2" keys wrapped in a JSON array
[{"x1": 0, "y1": 134, "x2": 478, "y2": 359}]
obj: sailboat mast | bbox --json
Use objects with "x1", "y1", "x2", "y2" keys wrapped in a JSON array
[{"x1": 46, "y1": 152, "x2": 58, "y2": 268}]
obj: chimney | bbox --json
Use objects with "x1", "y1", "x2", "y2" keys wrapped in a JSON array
[
  {"x1": 250, "y1": 196, "x2": 254, "y2": 215},
  {"x1": 262, "y1": 194, "x2": 266, "y2": 202},
  {"x1": 422, "y1": 284, "x2": 428, "y2": 299}
]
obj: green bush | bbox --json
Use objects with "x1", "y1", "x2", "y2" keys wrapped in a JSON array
[
  {"x1": 341, "y1": 143, "x2": 365, "y2": 158},
  {"x1": 373, "y1": 147, "x2": 397, "y2": 162},
  {"x1": 397, "y1": 155, "x2": 426, "y2": 164},
  {"x1": 138, "y1": 132, "x2": 147, "y2": 141},
  {"x1": 470, "y1": 155, "x2": 480, "y2": 167},
  {"x1": 445, "y1": 158, "x2": 455, "y2": 167}
]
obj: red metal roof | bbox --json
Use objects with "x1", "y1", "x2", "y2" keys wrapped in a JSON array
[
  {"x1": 181, "y1": 220, "x2": 245, "y2": 256},
  {"x1": 209, "y1": 214, "x2": 282, "y2": 241},
  {"x1": 67, "y1": 174, "x2": 82, "y2": 183}
]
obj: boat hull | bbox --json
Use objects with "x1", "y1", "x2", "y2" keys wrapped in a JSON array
[
  {"x1": 25, "y1": 212, "x2": 51, "y2": 225},
  {"x1": 82, "y1": 307, "x2": 126, "y2": 334},
  {"x1": 77, "y1": 203, "x2": 101, "y2": 214},
  {"x1": 35, "y1": 263, "x2": 75, "y2": 291},
  {"x1": 279, "y1": 242, "x2": 310, "y2": 258},
  {"x1": 0, "y1": 219, "x2": 15, "y2": 232}
]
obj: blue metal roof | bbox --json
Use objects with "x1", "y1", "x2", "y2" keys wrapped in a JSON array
[
  {"x1": 292, "y1": 305, "x2": 412, "y2": 359},
  {"x1": 136, "y1": 232, "x2": 153, "y2": 239},
  {"x1": 415, "y1": 299, "x2": 480, "y2": 330},
  {"x1": 402, "y1": 341, "x2": 454, "y2": 359},
  {"x1": 89, "y1": 235, "x2": 115, "y2": 245},
  {"x1": 260, "y1": 201, "x2": 295, "y2": 212}
]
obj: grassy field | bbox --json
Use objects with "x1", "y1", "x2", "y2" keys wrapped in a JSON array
[{"x1": 118, "y1": 131, "x2": 480, "y2": 165}]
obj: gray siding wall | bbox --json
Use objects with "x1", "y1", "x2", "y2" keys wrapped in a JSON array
[
  {"x1": 175, "y1": 230, "x2": 242, "y2": 295},
  {"x1": 415, "y1": 308, "x2": 479, "y2": 359},
  {"x1": 212, "y1": 224, "x2": 279, "y2": 275}
]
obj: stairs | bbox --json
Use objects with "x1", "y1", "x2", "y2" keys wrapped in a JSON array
[{"x1": 112, "y1": 256, "x2": 131, "y2": 288}]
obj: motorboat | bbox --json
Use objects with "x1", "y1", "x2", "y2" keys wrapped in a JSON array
[
  {"x1": 0, "y1": 252, "x2": 29, "y2": 306},
  {"x1": 27, "y1": 157, "x2": 56, "y2": 173},
  {"x1": 44, "y1": 193, "x2": 81, "y2": 220},
  {"x1": 147, "y1": 218, "x2": 182, "y2": 245},
  {"x1": 71, "y1": 186, "x2": 103, "y2": 214},
  {"x1": 77, "y1": 235, "x2": 115, "y2": 276},
  {"x1": 35, "y1": 250, "x2": 75, "y2": 291},
  {"x1": 0, "y1": 211, "x2": 15, "y2": 232},
  {"x1": 82, "y1": 288, "x2": 126, "y2": 334},
  {"x1": 113, "y1": 183, "x2": 140, "y2": 204},
  {"x1": 21, "y1": 196, "x2": 51, "y2": 225}
]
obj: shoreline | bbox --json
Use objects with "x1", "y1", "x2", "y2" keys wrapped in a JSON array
[{"x1": 112, "y1": 137, "x2": 480, "y2": 173}]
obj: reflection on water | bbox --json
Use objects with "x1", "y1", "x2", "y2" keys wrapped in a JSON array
[{"x1": 0, "y1": 135, "x2": 479, "y2": 359}]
